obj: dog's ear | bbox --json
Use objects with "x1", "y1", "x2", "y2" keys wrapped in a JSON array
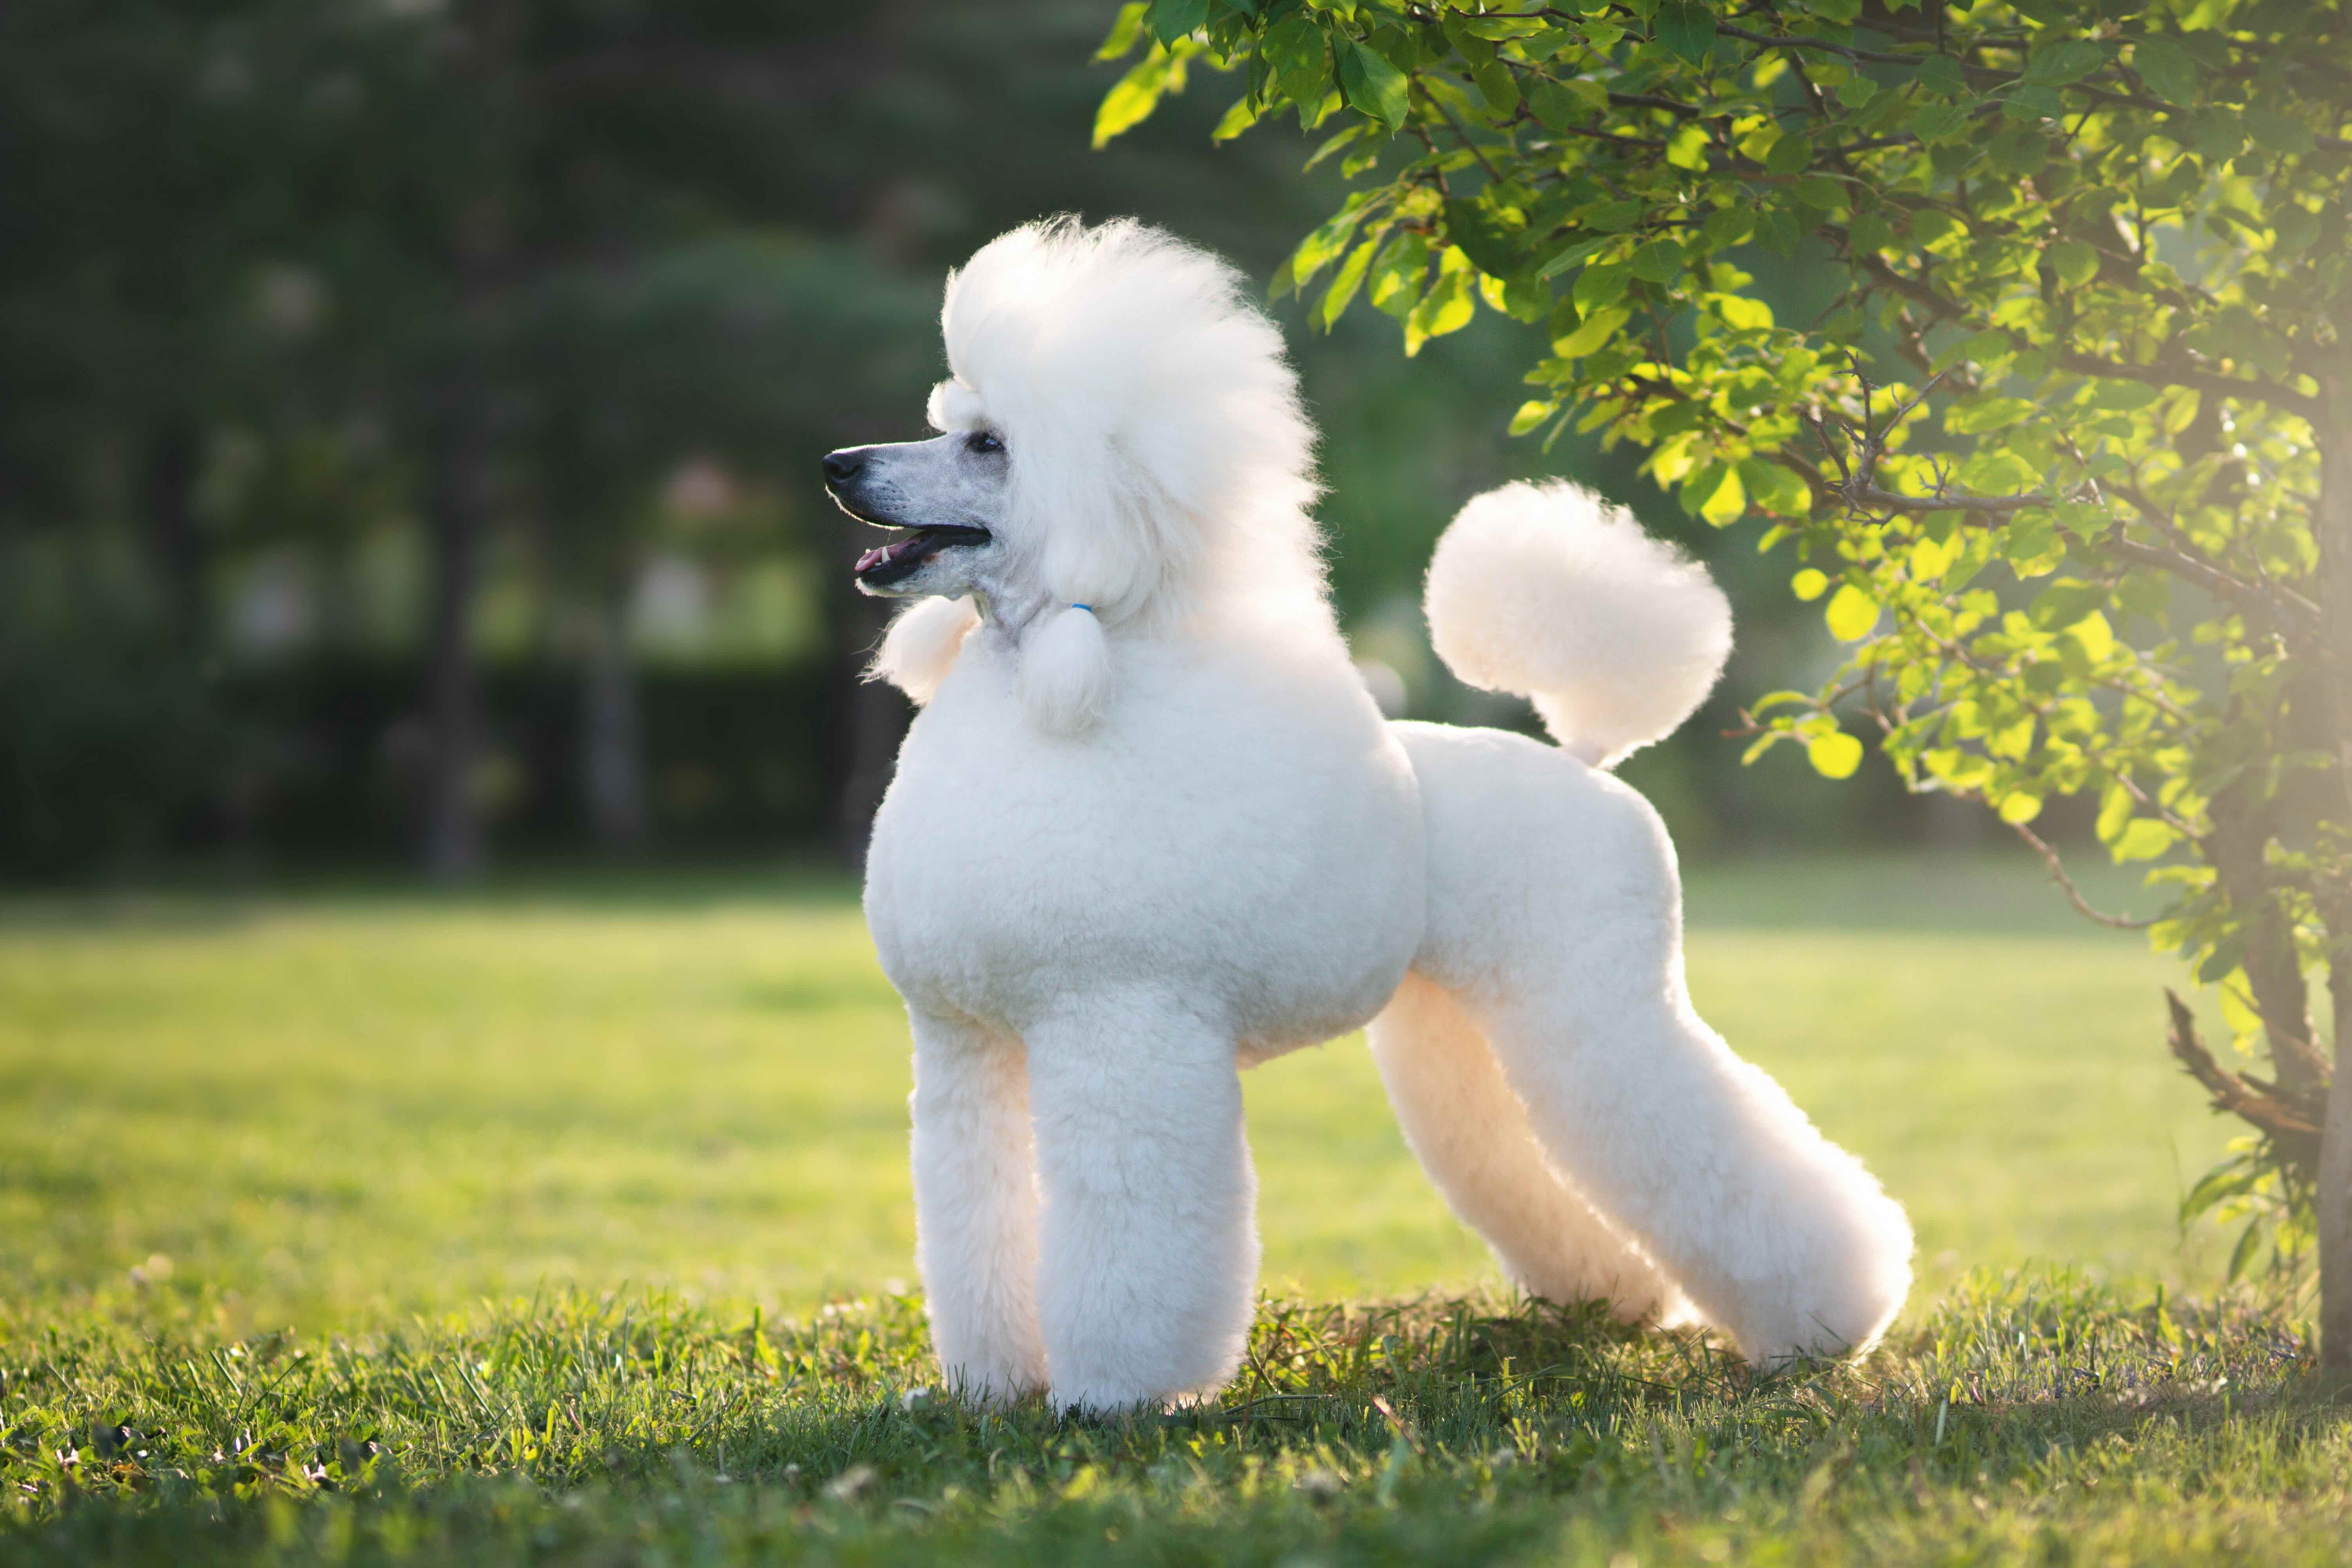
[
  {"x1": 869, "y1": 596, "x2": 981, "y2": 705},
  {"x1": 1018, "y1": 604, "x2": 1112, "y2": 737},
  {"x1": 1015, "y1": 427, "x2": 1192, "y2": 625}
]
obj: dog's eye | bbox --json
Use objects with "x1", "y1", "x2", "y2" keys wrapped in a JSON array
[{"x1": 966, "y1": 430, "x2": 1004, "y2": 455}]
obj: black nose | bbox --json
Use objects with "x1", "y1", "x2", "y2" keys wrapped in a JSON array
[{"x1": 821, "y1": 449, "x2": 864, "y2": 486}]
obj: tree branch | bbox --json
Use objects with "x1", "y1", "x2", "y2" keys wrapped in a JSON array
[
  {"x1": 2009, "y1": 819, "x2": 2153, "y2": 929},
  {"x1": 2057, "y1": 351, "x2": 2322, "y2": 423},
  {"x1": 2165, "y1": 989, "x2": 2324, "y2": 1173}
]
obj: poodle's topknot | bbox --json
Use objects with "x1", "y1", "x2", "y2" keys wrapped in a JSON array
[{"x1": 928, "y1": 218, "x2": 1325, "y2": 626}]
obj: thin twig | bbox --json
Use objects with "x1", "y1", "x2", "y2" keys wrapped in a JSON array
[{"x1": 2008, "y1": 819, "x2": 2154, "y2": 930}]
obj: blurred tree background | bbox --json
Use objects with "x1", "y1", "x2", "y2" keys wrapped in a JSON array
[{"x1": 0, "y1": 0, "x2": 1955, "y2": 881}]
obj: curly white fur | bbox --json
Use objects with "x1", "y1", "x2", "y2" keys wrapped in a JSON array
[
  {"x1": 1425, "y1": 481, "x2": 1732, "y2": 768},
  {"x1": 873, "y1": 596, "x2": 981, "y2": 706},
  {"x1": 857, "y1": 218, "x2": 1914, "y2": 1415},
  {"x1": 933, "y1": 217, "x2": 1327, "y2": 634},
  {"x1": 1016, "y1": 605, "x2": 1113, "y2": 736}
]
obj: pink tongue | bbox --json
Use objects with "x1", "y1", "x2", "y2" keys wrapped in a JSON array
[{"x1": 856, "y1": 536, "x2": 920, "y2": 573}]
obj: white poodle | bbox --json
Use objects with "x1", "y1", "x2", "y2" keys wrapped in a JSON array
[{"x1": 823, "y1": 218, "x2": 1913, "y2": 1414}]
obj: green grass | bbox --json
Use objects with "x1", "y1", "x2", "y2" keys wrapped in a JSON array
[{"x1": 3, "y1": 849, "x2": 2344, "y2": 1562}]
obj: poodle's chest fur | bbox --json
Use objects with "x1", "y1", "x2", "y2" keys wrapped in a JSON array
[{"x1": 863, "y1": 625, "x2": 1425, "y2": 1059}]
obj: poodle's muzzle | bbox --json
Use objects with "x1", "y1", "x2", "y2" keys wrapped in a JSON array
[{"x1": 822, "y1": 445, "x2": 994, "y2": 592}]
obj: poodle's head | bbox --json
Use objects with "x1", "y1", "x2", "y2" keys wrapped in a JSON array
[{"x1": 822, "y1": 218, "x2": 1321, "y2": 627}]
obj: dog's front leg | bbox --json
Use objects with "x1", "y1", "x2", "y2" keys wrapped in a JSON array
[
  {"x1": 909, "y1": 1007, "x2": 1047, "y2": 1404},
  {"x1": 1025, "y1": 992, "x2": 1257, "y2": 1414}
]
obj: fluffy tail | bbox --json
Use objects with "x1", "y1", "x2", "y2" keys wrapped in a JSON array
[{"x1": 1423, "y1": 481, "x2": 1732, "y2": 769}]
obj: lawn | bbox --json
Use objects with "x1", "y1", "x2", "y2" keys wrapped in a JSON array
[{"x1": 2, "y1": 850, "x2": 2344, "y2": 1563}]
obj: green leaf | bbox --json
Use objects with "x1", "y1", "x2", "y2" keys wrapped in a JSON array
[
  {"x1": 1807, "y1": 731, "x2": 1865, "y2": 779},
  {"x1": 1212, "y1": 93, "x2": 1263, "y2": 142},
  {"x1": 1699, "y1": 462, "x2": 1745, "y2": 526},
  {"x1": 1443, "y1": 199, "x2": 1524, "y2": 279},
  {"x1": 1791, "y1": 175, "x2": 1846, "y2": 211},
  {"x1": 1526, "y1": 77, "x2": 1608, "y2": 132},
  {"x1": 1678, "y1": 460, "x2": 1730, "y2": 518},
  {"x1": 1908, "y1": 209, "x2": 1962, "y2": 250},
  {"x1": 1308, "y1": 124, "x2": 1374, "y2": 171},
  {"x1": 1990, "y1": 126, "x2": 2050, "y2": 174},
  {"x1": 2243, "y1": 108, "x2": 2315, "y2": 157},
  {"x1": 1716, "y1": 295, "x2": 1773, "y2": 330},
  {"x1": 1947, "y1": 396, "x2": 2035, "y2": 436},
  {"x1": 2047, "y1": 240, "x2": 2099, "y2": 287},
  {"x1": 1790, "y1": 568, "x2": 1829, "y2": 601},
  {"x1": 1764, "y1": 133, "x2": 1814, "y2": 176},
  {"x1": 2095, "y1": 781, "x2": 2134, "y2": 844},
  {"x1": 1997, "y1": 791, "x2": 2044, "y2": 825},
  {"x1": 1666, "y1": 121, "x2": 1710, "y2": 172},
  {"x1": 1147, "y1": 0, "x2": 1210, "y2": 47},
  {"x1": 2197, "y1": 936, "x2": 2248, "y2": 986},
  {"x1": 2113, "y1": 818, "x2": 2177, "y2": 862},
  {"x1": 2024, "y1": 40, "x2": 2106, "y2": 87},
  {"x1": 1913, "y1": 54, "x2": 1968, "y2": 98},
  {"x1": 1582, "y1": 200, "x2": 1645, "y2": 234},
  {"x1": 2227, "y1": 1217, "x2": 2265, "y2": 1283},
  {"x1": 1470, "y1": 57, "x2": 1521, "y2": 116},
  {"x1": 1405, "y1": 249, "x2": 1476, "y2": 356},
  {"x1": 1909, "y1": 103, "x2": 1971, "y2": 143},
  {"x1": 2218, "y1": 979, "x2": 2265, "y2": 1043},
  {"x1": 2005, "y1": 515, "x2": 2065, "y2": 577},
  {"x1": 1261, "y1": 16, "x2": 1334, "y2": 109},
  {"x1": 2029, "y1": 579, "x2": 2107, "y2": 632},
  {"x1": 2068, "y1": 610, "x2": 2115, "y2": 663},
  {"x1": 2088, "y1": 381, "x2": 2161, "y2": 412},
  {"x1": 1755, "y1": 205, "x2": 1802, "y2": 257},
  {"x1": 1289, "y1": 195, "x2": 1375, "y2": 287},
  {"x1": 1462, "y1": 16, "x2": 1551, "y2": 42},
  {"x1": 1629, "y1": 239, "x2": 1684, "y2": 284},
  {"x1": 1317, "y1": 239, "x2": 1376, "y2": 330},
  {"x1": 2181, "y1": 1157, "x2": 2265, "y2": 1222},
  {"x1": 1368, "y1": 231, "x2": 1429, "y2": 317},
  {"x1": 1700, "y1": 207, "x2": 1755, "y2": 250},
  {"x1": 1094, "y1": 47, "x2": 1177, "y2": 148},
  {"x1": 1825, "y1": 583, "x2": 1878, "y2": 641},
  {"x1": 1572, "y1": 262, "x2": 1630, "y2": 311},
  {"x1": 1534, "y1": 236, "x2": 1611, "y2": 281},
  {"x1": 1741, "y1": 459, "x2": 1811, "y2": 517},
  {"x1": 1653, "y1": 0, "x2": 1717, "y2": 65},
  {"x1": 1096, "y1": 2, "x2": 1150, "y2": 61},
  {"x1": 1509, "y1": 400, "x2": 1557, "y2": 436},
  {"x1": 2131, "y1": 38, "x2": 2200, "y2": 104},
  {"x1": 1551, "y1": 305, "x2": 1628, "y2": 358}
]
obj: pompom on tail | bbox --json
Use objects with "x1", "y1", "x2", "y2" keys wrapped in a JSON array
[
  {"x1": 871, "y1": 596, "x2": 981, "y2": 706},
  {"x1": 1424, "y1": 481, "x2": 1732, "y2": 769},
  {"x1": 1018, "y1": 604, "x2": 1113, "y2": 736}
]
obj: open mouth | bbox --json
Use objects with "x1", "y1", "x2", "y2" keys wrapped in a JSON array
[{"x1": 852, "y1": 525, "x2": 992, "y2": 587}]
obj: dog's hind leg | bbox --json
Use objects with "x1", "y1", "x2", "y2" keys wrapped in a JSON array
[
  {"x1": 1368, "y1": 972, "x2": 1691, "y2": 1324},
  {"x1": 1024, "y1": 989, "x2": 1258, "y2": 1413},
  {"x1": 1395, "y1": 721, "x2": 1913, "y2": 1365},
  {"x1": 1454, "y1": 893, "x2": 1915, "y2": 1366},
  {"x1": 1464, "y1": 966, "x2": 1912, "y2": 1364},
  {"x1": 909, "y1": 1007, "x2": 1048, "y2": 1404}
]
